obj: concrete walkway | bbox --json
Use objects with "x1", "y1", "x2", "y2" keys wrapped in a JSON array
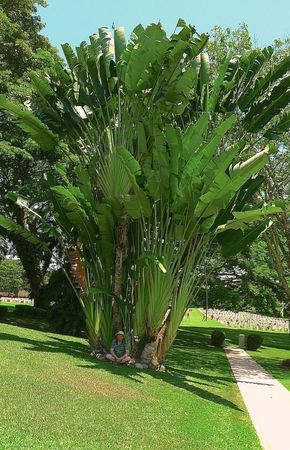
[{"x1": 225, "y1": 348, "x2": 290, "y2": 450}]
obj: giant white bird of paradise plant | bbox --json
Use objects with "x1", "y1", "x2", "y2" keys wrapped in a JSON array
[{"x1": 0, "y1": 20, "x2": 289, "y2": 365}]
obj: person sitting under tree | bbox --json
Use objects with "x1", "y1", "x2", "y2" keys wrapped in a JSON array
[{"x1": 106, "y1": 331, "x2": 135, "y2": 365}]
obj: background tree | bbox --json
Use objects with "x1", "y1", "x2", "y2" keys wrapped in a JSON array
[
  {"x1": 260, "y1": 147, "x2": 290, "y2": 306},
  {"x1": 0, "y1": 0, "x2": 59, "y2": 305},
  {"x1": 197, "y1": 240, "x2": 284, "y2": 316},
  {"x1": 0, "y1": 258, "x2": 29, "y2": 293},
  {"x1": 200, "y1": 24, "x2": 290, "y2": 315}
]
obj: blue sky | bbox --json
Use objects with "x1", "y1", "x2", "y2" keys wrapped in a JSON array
[{"x1": 39, "y1": 0, "x2": 289, "y2": 50}]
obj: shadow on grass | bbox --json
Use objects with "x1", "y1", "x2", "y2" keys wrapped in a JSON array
[
  {"x1": 1, "y1": 314, "x2": 50, "y2": 332},
  {"x1": 0, "y1": 326, "x2": 243, "y2": 412},
  {"x1": 1, "y1": 320, "x2": 289, "y2": 411}
]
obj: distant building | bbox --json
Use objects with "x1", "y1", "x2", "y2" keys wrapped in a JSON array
[{"x1": 17, "y1": 290, "x2": 29, "y2": 298}]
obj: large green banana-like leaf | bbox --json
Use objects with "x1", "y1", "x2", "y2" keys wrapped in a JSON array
[
  {"x1": 98, "y1": 27, "x2": 114, "y2": 74},
  {"x1": 98, "y1": 151, "x2": 132, "y2": 199},
  {"x1": 0, "y1": 215, "x2": 47, "y2": 248},
  {"x1": 114, "y1": 27, "x2": 126, "y2": 62},
  {"x1": 214, "y1": 175, "x2": 265, "y2": 229},
  {"x1": 45, "y1": 173, "x2": 78, "y2": 239},
  {"x1": 239, "y1": 55, "x2": 290, "y2": 111},
  {"x1": 137, "y1": 121, "x2": 148, "y2": 156},
  {"x1": 61, "y1": 43, "x2": 78, "y2": 70},
  {"x1": 193, "y1": 142, "x2": 244, "y2": 218},
  {"x1": 216, "y1": 201, "x2": 289, "y2": 256},
  {"x1": 189, "y1": 33, "x2": 209, "y2": 59},
  {"x1": 220, "y1": 50, "x2": 270, "y2": 109},
  {"x1": 200, "y1": 52, "x2": 210, "y2": 109},
  {"x1": 117, "y1": 147, "x2": 142, "y2": 181},
  {"x1": 193, "y1": 114, "x2": 236, "y2": 169},
  {"x1": 29, "y1": 71, "x2": 55, "y2": 99},
  {"x1": 233, "y1": 176, "x2": 265, "y2": 211},
  {"x1": 194, "y1": 149, "x2": 268, "y2": 218},
  {"x1": 208, "y1": 54, "x2": 230, "y2": 112},
  {"x1": 216, "y1": 202, "x2": 289, "y2": 232},
  {"x1": 179, "y1": 115, "x2": 236, "y2": 193},
  {"x1": 50, "y1": 186, "x2": 96, "y2": 244},
  {"x1": 152, "y1": 125, "x2": 170, "y2": 199},
  {"x1": 75, "y1": 166, "x2": 95, "y2": 207},
  {"x1": 123, "y1": 191, "x2": 151, "y2": 219},
  {"x1": 0, "y1": 95, "x2": 59, "y2": 151},
  {"x1": 165, "y1": 67, "x2": 196, "y2": 114},
  {"x1": 233, "y1": 202, "x2": 289, "y2": 220},
  {"x1": 182, "y1": 112, "x2": 208, "y2": 161},
  {"x1": 202, "y1": 141, "x2": 244, "y2": 187},
  {"x1": 244, "y1": 76, "x2": 290, "y2": 132},
  {"x1": 166, "y1": 126, "x2": 182, "y2": 201},
  {"x1": 28, "y1": 71, "x2": 61, "y2": 125},
  {"x1": 5, "y1": 192, "x2": 61, "y2": 242},
  {"x1": 218, "y1": 220, "x2": 272, "y2": 257},
  {"x1": 122, "y1": 24, "x2": 169, "y2": 92},
  {"x1": 241, "y1": 47, "x2": 273, "y2": 88},
  {"x1": 117, "y1": 147, "x2": 151, "y2": 218},
  {"x1": 213, "y1": 49, "x2": 290, "y2": 134}
]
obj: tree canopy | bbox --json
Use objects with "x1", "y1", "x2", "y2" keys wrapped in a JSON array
[
  {"x1": 0, "y1": 258, "x2": 29, "y2": 293},
  {"x1": 0, "y1": 0, "x2": 59, "y2": 304}
]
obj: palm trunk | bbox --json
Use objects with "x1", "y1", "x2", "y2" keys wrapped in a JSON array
[
  {"x1": 69, "y1": 246, "x2": 87, "y2": 297},
  {"x1": 113, "y1": 214, "x2": 128, "y2": 332},
  {"x1": 155, "y1": 307, "x2": 172, "y2": 366},
  {"x1": 140, "y1": 308, "x2": 172, "y2": 368},
  {"x1": 155, "y1": 323, "x2": 169, "y2": 365},
  {"x1": 140, "y1": 341, "x2": 158, "y2": 366},
  {"x1": 69, "y1": 247, "x2": 101, "y2": 351}
]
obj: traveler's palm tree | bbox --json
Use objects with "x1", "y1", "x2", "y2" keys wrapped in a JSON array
[{"x1": 0, "y1": 21, "x2": 289, "y2": 364}]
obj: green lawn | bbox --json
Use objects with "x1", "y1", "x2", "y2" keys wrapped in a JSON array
[
  {"x1": 0, "y1": 311, "x2": 260, "y2": 450},
  {"x1": 0, "y1": 301, "x2": 19, "y2": 308},
  {"x1": 0, "y1": 303, "x2": 49, "y2": 332},
  {"x1": 183, "y1": 309, "x2": 290, "y2": 391}
]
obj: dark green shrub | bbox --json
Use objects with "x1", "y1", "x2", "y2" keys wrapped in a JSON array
[
  {"x1": 247, "y1": 334, "x2": 263, "y2": 351},
  {"x1": 14, "y1": 304, "x2": 47, "y2": 318},
  {"x1": 0, "y1": 305, "x2": 8, "y2": 318},
  {"x1": 281, "y1": 359, "x2": 290, "y2": 369},
  {"x1": 211, "y1": 330, "x2": 226, "y2": 347},
  {"x1": 46, "y1": 269, "x2": 85, "y2": 337}
]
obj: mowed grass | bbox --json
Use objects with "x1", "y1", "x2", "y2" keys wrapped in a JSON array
[
  {"x1": 0, "y1": 303, "x2": 49, "y2": 332},
  {"x1": 0, "y1": 302, "x2": 32, "y2": 307},
  {"x1": 0, "y1": 311, "x2": 260, "y2": 450},
  {"x1": 183, "y1": 309, "x2": 290, "y2": 391}
]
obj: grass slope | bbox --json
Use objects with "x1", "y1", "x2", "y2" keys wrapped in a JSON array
[
  {"x1": 183, "y1": 310, "x2": 290, "y2": 391},
  {"x1": 0, "y1": 311, "x2": 260, "y2": 450}
]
